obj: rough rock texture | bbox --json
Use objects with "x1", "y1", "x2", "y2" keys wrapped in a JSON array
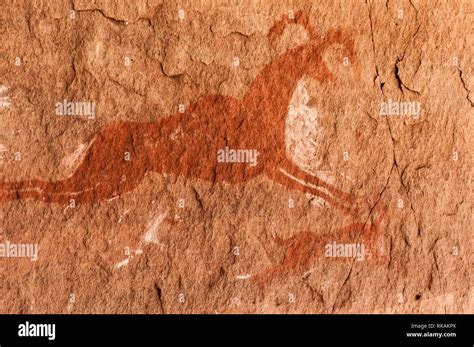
[{"x1": 0, "y1": 0, "x2": 472, "y2": 313}]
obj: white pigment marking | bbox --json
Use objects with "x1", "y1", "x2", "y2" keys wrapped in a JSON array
[
  {"x1": 285, "y1": 77, "x2": 321, "y2": 169},
  {"x1": 62, "y1": 139, "x2": 95, "y2": 171},
  {"x1": 114, "y1": 258, "x2": 129, "y2": 269},
  {"x1": 143, "y1": 212, "x2": 167, "y2": 245},
  {"x1": 236, "y1": 274, "x2": 251, "y2": 280}
]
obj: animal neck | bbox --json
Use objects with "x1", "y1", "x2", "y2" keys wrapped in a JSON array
[{"x1": 243, "y1": 44, "x2": 312, "y2": 120}]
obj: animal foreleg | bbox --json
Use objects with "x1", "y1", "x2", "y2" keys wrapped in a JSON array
[{"x1": 267, "y1": 165, "x2": 353, "y2": 214}]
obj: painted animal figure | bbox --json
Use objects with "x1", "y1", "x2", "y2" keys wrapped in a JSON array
[
  {"x1": 253, "y1": 208, "x2": 388, "y2": 286},
  {"x1": 1, "y1": 11, "x2": 362, "y2": 216}
]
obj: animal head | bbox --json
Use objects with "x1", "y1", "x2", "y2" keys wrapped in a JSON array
[{"x1": 268, "y1": 11, "x2": 359, "y2": 82}]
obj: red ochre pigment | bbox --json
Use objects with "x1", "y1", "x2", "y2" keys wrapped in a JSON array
[{"x1": 1, "y1": 12, "x2": 386, "y2": 277}]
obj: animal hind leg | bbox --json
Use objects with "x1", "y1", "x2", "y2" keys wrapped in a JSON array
[
  {"x1": 0, "y1": 142, "x2": 148, "y2": 205},
  {"x1": 0, "y1": 175, "x2": 110, "y2": 204},
  {"x1": 0, "y1": 169, "x2": 147, "y2": 205}
]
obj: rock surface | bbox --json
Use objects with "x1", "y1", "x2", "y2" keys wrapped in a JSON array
[{"x1": 0, "y1": 0, "x2": 472, "y2": 313}]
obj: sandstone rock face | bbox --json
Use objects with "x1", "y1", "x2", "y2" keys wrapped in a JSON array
[{"x1": 0, "y1": 0, "x2": 472, "y2": 313}]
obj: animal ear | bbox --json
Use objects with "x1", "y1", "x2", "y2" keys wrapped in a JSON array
[{"x1": 268, "y1": 10, "x2": 317, "y2": 44}]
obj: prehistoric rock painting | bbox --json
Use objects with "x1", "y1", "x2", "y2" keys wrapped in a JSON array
[
  {"x1": 2, "y1": 11, "x2": 383, "y2": 284},
  {"x1": 1, "y1": 11, "x2": 361, "y2": 216},
  {"x1": 1, "y1": 2, "x2": 470, "y2": 314}
]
